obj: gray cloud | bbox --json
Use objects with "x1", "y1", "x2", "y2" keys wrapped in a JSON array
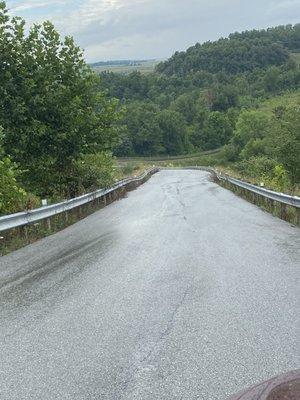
[{"x1": 6, "y1": 0, "x2": 300, "y2": 61}]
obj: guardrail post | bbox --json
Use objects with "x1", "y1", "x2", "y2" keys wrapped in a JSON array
[
  {"x1": 280, "y1": 203, "x2": 287, "y2": 221},
  {"x1": 19, "y1": 225, "x2": 28, "y2": 243},
  {"x1": 23, "y1": 225, "x2": 29, "y2": 242},
  {"x1": 296, "y1": 208, "x2": 300, "y2": 226},
  {"x1": 46, "y1": 217, "x2": 51, "y2": 231},
  {"x1": 268, "y1": 198, "x2": 274, "y2": 213}
]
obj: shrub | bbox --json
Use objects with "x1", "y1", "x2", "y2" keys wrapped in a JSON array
[
  {"x1": 0, "y1": 157, "x2": 27, "y2": 215},
  {"x1": 75, "y1": 152, "x2": 116, "y2": 193},
  {"x1": 236, "y1": 156, "x2": 277, "y2": 179}
]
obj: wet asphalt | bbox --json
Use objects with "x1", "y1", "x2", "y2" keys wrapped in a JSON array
[{"x1": 0, "y1": 170, "x2": 299, "y2": 400}]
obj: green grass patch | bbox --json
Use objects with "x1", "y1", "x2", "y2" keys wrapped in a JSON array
[
  {"x1": 118, "y1": 149, "x2": 222, "y2": 164},
  {"x1": 257, "y1": 90, "x2": 300, "y2": 114}
]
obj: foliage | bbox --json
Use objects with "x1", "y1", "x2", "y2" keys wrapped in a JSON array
[
  {"x1": 1, "y1": 0, "x2": 299, "y2": 212},
  {"x1": 75, "y1": 152, "x2": 116, "y2": 193},
  {"x1": 115, "y1": 102, "x2": 164, "y2": 156},
  {"x1": 156, "y1": 110, "x2": 189, "y2": 155},
  {"x1": 0, "y1": 127, "x2": 27, "y2": 215},
  {"x1": 201, "y1": 112, "x2": 233, "y2": 150},
  {"x1": 232, "y1": 110, "x2": 271, "y2": 147},
  {"x1": 235, "y1": 156, "x2": 292, "y2": 192},
  {"x1": 0, "y1": 2, "x2": 120, "y2": 198},
  {"x1": 156, "y1": 38, "x2": 289, "y2": 77},
  {"x1": 224, "y1": 103, "x2": 300, "y2": 188},
  {"x1": 267, "y1": 106, "x2": 300, "y2": 184},
  {"x1": 236, "y1": 156, "x2": 278, "y2": 179},
  {"x1": 98, "y1": 25, "x2": 299, "y2": 160},
  {"x1": 156, "y1": 24, "x2": 299, "y2": 77}
]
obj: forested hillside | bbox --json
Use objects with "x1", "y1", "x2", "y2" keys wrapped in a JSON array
[
  {"x1": 156, "y1": 24, "x2": 300, "y2": 76},
  {"x1": 98, "y1": 24, "x2": 300, "y2": 191}
]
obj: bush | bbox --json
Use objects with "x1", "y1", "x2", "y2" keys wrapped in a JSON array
[
  {"x1": 221, "y1": 143, "x2": 240, "y2": 162},
  {"x1": 236, "y1": 156, "x2": 277, "y2": 179},
  {"x1": 240, "y1": 138, "x2": 266, "y2": 159},
  {"x1": 0, "y1": 157, "x2": 27, "y2": 215},
  {"x1": 235, "y1": 156, "x2": 292, "y2": 191},
  {"x1": 75, "y1": 152, "x2": 116, "y2": 193},
  {"x1": 268, "y1": 165, "x2": 291, "y2": 192}
]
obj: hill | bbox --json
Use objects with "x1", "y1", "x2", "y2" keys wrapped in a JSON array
[
  {"x1": 98, "y1": 25, "x2": 300, "y2": 191},
  {"x1": 156, "y1": 24, "x2": 300, "y2": 76}
]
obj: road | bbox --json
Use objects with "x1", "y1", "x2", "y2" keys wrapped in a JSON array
[{"x1": 0, "y1": 170, "x2": 299, "y2": 400}]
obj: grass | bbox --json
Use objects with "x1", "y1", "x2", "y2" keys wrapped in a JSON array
[
  {"x1": 117, "y1": 149, "x2": 225, "y2": 173},
  {"x1": 118, "y1": 148, "x2": 221, "y2": 163},
  {"x1": 257, "y1": 90, "x2": 300, "y2": 114},
  {"x1": 115, "y1": 162, "x2": 149, "y2": 179}
]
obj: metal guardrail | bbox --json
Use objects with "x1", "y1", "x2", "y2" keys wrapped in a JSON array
[
  {"x1": 222, "y1": 175, "x2": 300, "y2": 208},
  {"x1": 161, "y1": 166, "x2": 300, "y2": 208},
  {"x1": 0, "y1": 166, "x2": 298, "y2": 233},
  {"x1": 0, "y1": 168, "x2": 158, "y2": 232}
]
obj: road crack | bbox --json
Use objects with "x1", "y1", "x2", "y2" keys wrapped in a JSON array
[{"x1": 123, "y1": 285, "x2": 191, "y2": 397}]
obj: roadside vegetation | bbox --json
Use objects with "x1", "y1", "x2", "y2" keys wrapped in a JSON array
[
  {"x1": 0, "y1": 2, "x2": 121, "y2": 215},
  {"x1": 0, "y1": 0, "x2": 299, "y2": 217}
]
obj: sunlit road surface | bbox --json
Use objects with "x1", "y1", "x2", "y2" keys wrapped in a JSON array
[{"x1": 0, "y1": 170, "x2": 299, "y2": 400}]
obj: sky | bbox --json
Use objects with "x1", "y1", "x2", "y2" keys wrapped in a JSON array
[{"x1": 6, "y1": 0, "x2": 300, "y2": 62}]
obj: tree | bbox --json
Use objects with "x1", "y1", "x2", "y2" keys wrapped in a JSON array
[
  {"x1": 170, "y1": 92, "x2": 198, "y2": 124},
  {"x1": 240, "y1": 139, "x2": 266, "y2": 159},
  {"x1": 232, "y1": 110, "x2": 271, "y2": 147},
  {"x1": 0, "y1": 127, "x2": 27, "y2": 215},
  {"x1": 268, "y1": 106, "x2": 300, "y2": 184},
  {"x1": 201, "y1": 112, "x2": 233, "y2": 150},
  {"x1": 0, "y1": 2, "x2": 120, "y2": 197},
  {"x1": 157, "y1": 110, "x2": 189, "y2": 155},
  {"x1": 264, "y1": 66, "x2": 280, "y2": 93},
  {"x1": 118, "y1": 101, "x2": 164, "y2": 156}
]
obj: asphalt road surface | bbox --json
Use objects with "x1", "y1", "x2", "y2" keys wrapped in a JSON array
[{"x1": 0, "y1": 170, "x2": 299, "y2": 400}]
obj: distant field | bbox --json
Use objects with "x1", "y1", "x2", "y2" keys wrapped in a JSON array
[{"x1": 92, "y1": 59, "x2": 162, "y2": 75}]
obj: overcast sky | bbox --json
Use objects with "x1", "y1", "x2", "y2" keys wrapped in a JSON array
[{"x1": 6, "y1": 0, "x2": 300, "y2": 62}]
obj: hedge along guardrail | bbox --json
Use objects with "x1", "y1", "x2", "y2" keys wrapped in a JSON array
[
  {"x1": 162, "y1": 166, "x2": 300, "y2": 226},
  {"x1": 0, "y1": 168, "x2": 158, "y2": 255}
]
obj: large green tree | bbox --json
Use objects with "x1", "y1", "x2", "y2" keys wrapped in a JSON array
[
  {"x1": 157, "y1": 110, "x2": 189, "y2": 155},
  {"x1": 0, "y1": 2, "x2": 120, "y2": 197},
  {"x1": 116, "y1": 101, "x2": 164, "y2": 156},
  {"x1": 200, "y1": 112, "x2": 233, "y2": 150}
]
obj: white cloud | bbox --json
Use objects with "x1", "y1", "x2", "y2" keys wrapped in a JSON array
[
  {"x1": 6, "y1": 0, "x2": 300, "y2": 62},
  {"x1": 10, "y1": 0, "x2": 68, "y2": 12}
]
